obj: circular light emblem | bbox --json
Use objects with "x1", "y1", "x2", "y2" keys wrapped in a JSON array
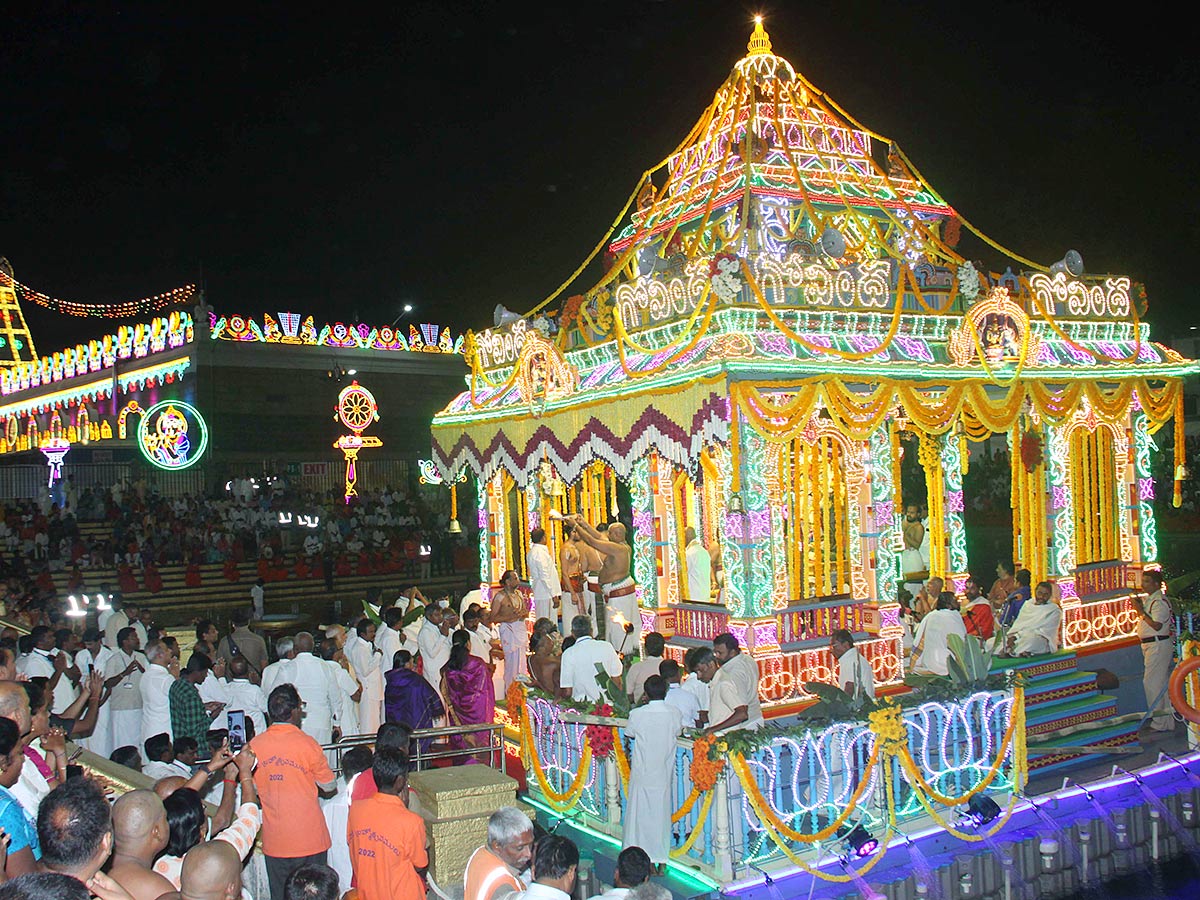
[{"x1": 137, "y1": 400, "x2": 209, "y2": 470}]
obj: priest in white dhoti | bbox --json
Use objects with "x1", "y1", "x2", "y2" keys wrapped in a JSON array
[
  {"x1": 623, "y1": 675, "x2": 684, "y2": 865},
  {"x1": 344, "y1": 620, "x2": 384, "y2": 734},
  {"x1": 683, "y1": 527, "x2": 712, "y2": 603},
  {"x1": 1006, "y1": 581, "x2": 1062, "y2": 656},
  {"x1": 910, "y1": 592, "x2": 968, "y2": 676},
  {"x1": 526, "y1": 527, "x2": 561, "y2": 630}
]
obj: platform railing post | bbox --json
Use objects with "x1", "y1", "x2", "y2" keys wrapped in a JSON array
[{"x1": 712, "y1": 769, "x2": 735, "y2": 882}]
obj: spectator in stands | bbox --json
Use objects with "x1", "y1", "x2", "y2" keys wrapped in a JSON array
[
  {"x1": 284, "y1": 863, "x2": 341, "y2": 900},
  {"x1": 347, "y1": 746, "x2": 428, "y2": 899},
  {"x1": 587, "y1": 846, "x2": 651, "y2": 900},
  {"x1": 250, "y1": 684, "x2": 336, "y2": 900},
  {"x1": 36, "y1": 778, "x2": 114, "y2": 883},
  {"x1": 170, "y1": 653, "x2": 223, "y2": 748},
  {"x1": 108, "y1": 789, "x2": 176, "y2": 900},
  {"x1": 464, "y1": 807, "x2": 534, "y2": 900},
  {"x1": 215, "y1": 607, "x2": 267, "y2": 682}
]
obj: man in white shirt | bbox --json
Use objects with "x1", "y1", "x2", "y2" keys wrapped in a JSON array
[
  {"x1": 559, "y1": 616, "x2": 623, "y2": 703},
  {"x1": 321, "y1": 637, "x2": 361, "y2": 739},
  {"x1": 911, "y1": 592, "x2": 969, "y2": 676},
  {"x1": 1006, "y1": 581, "x2": 1062, "y2": 657},
  {"x1": 139, "y1": 639, "x2": 177, "y2": 746},
  {"x1": 104, "y1": 627, "x2": 147, "y2": 758},
  {"x1": 223, "y1": 656, "x2": 268, "y2": 736},
  {"x1": 322, "y1": 746, "x2": 373, "y2": 895},
  {"x1": 21, "y1": 626, "x2": 79, "y2": 715},
  {"x1": 706, "y1": 634, "x2": 764, "y2": 733},
  {"x1": 288, "y1": 632, "x2": 342, "y2": 746},
  {"x1": 683, "y1": 527, "x2": 712, "y2": 603},
  {"x1": 417, "y1": 605, "x2": 453, "y2": 694},
  {"x1": 623, "y1": 676, "x2": 683, "y2": 865},
  {"x1": 624, "y1": 633, "x2": 665, "y2": 705},
  {"x1": 527, "y1": 528, "x2": 561, "y2": 631},
  {"x1": 830, "y1": 629, "x2": 876, "y2": 703},
  {"x1": 250, "y1": 579, "x2": 265, "y2": 621},
  {"x1": 680, "y1": 648, "x2": 710, "y2": 726},
  {"x1": 260, "y1": 637, "x2": 296, "y2": 698},
  {"x1": 75, "y1": 628, "x2": 115, "y2": 758},
  {"x1": 344, "y1": 619, "x2": 384, "y2": 735},
  {"x1": 374, "y1": 608, "x2": 417, "y2": 673},
  {"x1": 659, "y1": 659, "x2": 701, "y2": 729},
  {"x1": 1134, "y1": 568, "x2": 1175, "y2": 732}
]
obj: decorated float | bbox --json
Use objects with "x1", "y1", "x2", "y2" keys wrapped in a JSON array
[{"x1": 430, "y1": 20, "x2": 1200, "y2": 886}]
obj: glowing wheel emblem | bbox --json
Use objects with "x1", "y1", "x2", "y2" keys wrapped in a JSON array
[{"x1": 336, "y1": 382, "x2": 379, "y2": 433}]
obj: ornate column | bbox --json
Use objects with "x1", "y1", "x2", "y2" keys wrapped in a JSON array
[
  {"x1": 1132, "y1": 410, "x2": 1159, "y2": 563},
  {"x1": 868, "y1": 422, "x2": 901, "y2": 600}
]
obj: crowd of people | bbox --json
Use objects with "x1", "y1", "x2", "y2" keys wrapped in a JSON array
[{"x1": 0, "y1": 477, "x2": 472, "y2": 616}]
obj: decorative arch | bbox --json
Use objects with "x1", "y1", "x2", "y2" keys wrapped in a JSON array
[{"x1": 118, "y1": 400, "x2": 143, "y2": 439}]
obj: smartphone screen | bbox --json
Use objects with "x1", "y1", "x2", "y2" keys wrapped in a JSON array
[{"x1": 227, "y1": 710, "x2": 247, "y2": 752}]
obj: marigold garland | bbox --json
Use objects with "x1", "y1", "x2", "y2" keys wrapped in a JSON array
[
  {"x1": 689, "y1": 734, "x2": 725, "y2": 791},
  {"x1": 522, "y1": 712, "x2": 593, "y2": 811}
]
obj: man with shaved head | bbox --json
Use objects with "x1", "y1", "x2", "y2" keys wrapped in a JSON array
[
  {"x1": 109, "y1": 790, "x2": 176, "y2": 900},
  {"x1": 223, "y1": 655, "x2": 268, "y2": 736},
  {"x1": 567, "y1": 515, "x2": 640, "y2": 649},
  {"x1": 179, "y1": 840, "x2": 242, "y2": 900},
  {"x1": 287, "y1": 632, "x2": 340, "y2": 747},
  {"x1": 140, "y1": 639, "x2": 177, "y2": 746}
]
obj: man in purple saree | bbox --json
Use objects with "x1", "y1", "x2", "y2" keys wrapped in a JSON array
[{"x1": 442, "y1": 642, "x2": 496, "y2": 765}]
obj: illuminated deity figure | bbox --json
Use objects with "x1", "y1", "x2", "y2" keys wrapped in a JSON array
[{"x1": 144, "y1": 405, "x2": 190, "y2": 466}]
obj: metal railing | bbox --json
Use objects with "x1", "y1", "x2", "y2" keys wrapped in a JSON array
[{"x1": 321, "y1": 722, "x2": 506, "y2": 774}]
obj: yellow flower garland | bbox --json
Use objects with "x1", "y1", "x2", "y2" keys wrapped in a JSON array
[
  {"x1": 613, "y1": 727, "x2": 630, "y2": 788},
  {"x1": 670, "y1": 789, "x2": 715, "y2": 859},
  {"x1": 522, "y1": 718, "x2": 593, "y2": 811}
]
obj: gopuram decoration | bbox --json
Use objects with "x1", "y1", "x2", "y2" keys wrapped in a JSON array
[
  {"x1": 432, "y1": 19, "x2": 1200, "y2": 712},
  {"x1": 334, "y1": 380, "x2": 383, "y2": 502}
]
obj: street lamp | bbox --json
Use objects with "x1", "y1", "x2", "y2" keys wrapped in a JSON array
[{"x1": 391, "y1": 303, "x2": 415, "y2": 329}]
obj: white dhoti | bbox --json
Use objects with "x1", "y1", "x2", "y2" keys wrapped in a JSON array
[
  {"x1": 499, "y1": 620, "x2": 528, "y2": 689},
  {"x1": 587, "y1": 579, "x2": 602, "y2": 636},
  {"x1": 109, "y1": 709, "x2": 143, "y2": 761},
  {"x1": 603, "y1": 576, "x2": 640, "y2": 653},
  {"x1": 1143, "y1": 639, "x2": 1175, "y2": 731},
  {"x1": 302, "y1": 708, "x2": 334, "y2": 748},
  {"x1": 624, "y1": 700, "x2": 682, "y2": 863},
  {"x1": 358, "y1": 676, "x2": 383, "y2": 736},
  {"x1": 78, "y1": 702, "x2": 113, "y2": 759}
]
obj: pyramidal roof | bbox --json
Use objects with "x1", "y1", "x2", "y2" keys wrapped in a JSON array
[{"x1": 611, "y1": 19, "x2": 957, "y2": 267}]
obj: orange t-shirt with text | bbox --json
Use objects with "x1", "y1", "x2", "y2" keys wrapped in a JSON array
[
  {"x1": 249, "y1": 723, "x2": 334, "y2": 858},
  {"x1": 347, "y1": 792, "x2": 428, "y2": 899}
]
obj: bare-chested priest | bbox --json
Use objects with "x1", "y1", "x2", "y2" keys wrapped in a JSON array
[
  {"x1": 567, "y1": 515, "x2": 641, "y2": 652},
  {"x1": 559, "y1": 524, "x2": 588, "y2": 623}
]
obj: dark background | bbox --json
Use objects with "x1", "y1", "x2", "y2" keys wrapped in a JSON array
[{"x1": 1, "y1": 1, "x2": 1195, "y2": 348}]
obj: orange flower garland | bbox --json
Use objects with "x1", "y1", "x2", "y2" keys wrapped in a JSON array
[{"x1": 690, "y1": 734, "x2": 725, "y2": 791}]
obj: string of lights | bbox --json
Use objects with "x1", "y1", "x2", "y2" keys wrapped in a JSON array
[{"x1": 0, "y1": 271, "x2": 195, "y2": 318}]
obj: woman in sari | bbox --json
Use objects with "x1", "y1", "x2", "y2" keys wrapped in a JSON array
[{"x1": 442, "y1": 639, "x2": 496, "y2": 765}]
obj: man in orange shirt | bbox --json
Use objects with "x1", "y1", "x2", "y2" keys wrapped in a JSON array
[
  {"x1": 250, "y1": 683, "x2": 337, "y2": 900},
  {"x1": 347, "y1": 745, "x2": 429, "y2": 899}
]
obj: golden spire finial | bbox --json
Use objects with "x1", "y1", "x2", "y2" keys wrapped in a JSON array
[{"x1": 747, "y1": 15, "x2": 772, "y2": 56}]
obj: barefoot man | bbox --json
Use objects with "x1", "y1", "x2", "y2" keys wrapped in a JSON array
[
  {"x1": 571, "y1": 525, "x2": 605, "y2": 639},
  {"x1": 568, "y1": 516, "x2": 640, "y2": 653},
  {"x1": 560, "y1": 524, "x2": 588, "y2": 624}
]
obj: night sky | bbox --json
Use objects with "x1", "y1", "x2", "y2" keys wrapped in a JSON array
[{"x1": 1, "y1": 2, "x2": 1196, "y2": 349}]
